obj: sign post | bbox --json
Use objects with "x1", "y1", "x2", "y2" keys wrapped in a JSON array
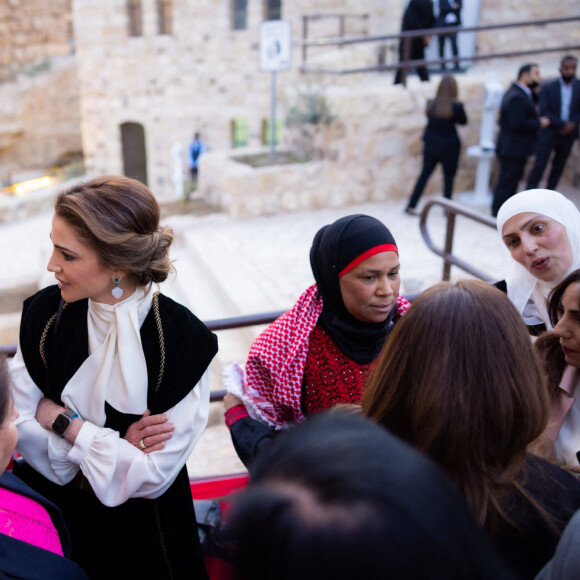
[{"x1": 259, "y1": 20, "x2": 291, "y2": 159}]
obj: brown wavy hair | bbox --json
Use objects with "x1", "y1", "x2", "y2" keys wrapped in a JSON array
[
  {"x1": 55, "y1": 175, "x2": 174, "y2": 286},
  {"x1": 361, "y1": 279, "x2": 550, "y2": 530},
  {"x1": 427, "y1": 74, "x2": 458, "y2": 119},
  {"x1": 532, "y1": 269, "x2": 580, "y2": 463}
]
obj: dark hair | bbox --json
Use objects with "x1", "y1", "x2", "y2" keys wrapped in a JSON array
[
  {"x1": 0, "y1": 357, "x2": 12, "y2": 425},
  {"x1": 362, "y1": 280, "x2": 549, "y2": 529},
  {"x1": 223, "y1": 412, "x2": 514, "y2": 580},
  {"x1": 517, "y1": 63, "x2": 537, "y2": 80},
  {"x1": 561, "y1": 55, "x2": 578, "y2": 67},
  {"x1": 535, "y1": 269, "x2": 580, "y2": 404},
  {"x1": 548, "y1": 269, "x2": 580, "y2": 327},
  {"x1": 427, "y1": 74, "x2": 458, "y2": 119},
  {"x1": 55, "y1": 175, "x2": 174, "y2": 287}
]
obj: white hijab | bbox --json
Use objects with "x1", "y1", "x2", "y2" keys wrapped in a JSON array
[{"x1": 496, "y1": 189, "x2": 580, "y2": 330}]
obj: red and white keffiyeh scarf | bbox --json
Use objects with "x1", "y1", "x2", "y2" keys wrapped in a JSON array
[{"x1": 223, "y1": 284, "x2": 411, "y2": 428}]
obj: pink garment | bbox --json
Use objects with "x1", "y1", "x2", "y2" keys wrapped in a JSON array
[
  {"x1": 544, "y1": 365, "x2": 578, "y2": 444},
  {"x1": 0, "y1": 486, "x2": 63, "y2": 555}
]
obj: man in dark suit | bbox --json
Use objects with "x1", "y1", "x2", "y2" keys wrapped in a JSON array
[
  {"x1": 394, "y1": 0, "x2": 435, "y2": 84},
  {"x1": 491, "y1": 63, "x2": 550, "y2": 216},
  {"x1": 437, "y1": 0, "x2": 462, "y2": 70},
  {"x1": 527, "y1": 55, "x2": 580, "y2": 191}
]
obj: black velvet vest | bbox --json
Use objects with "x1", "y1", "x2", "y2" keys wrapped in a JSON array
[
  {"x1": 19, "y1": 285, "x2": 218, "y2": 435},
  {"x1": 16, "y1": 285, "x2": 217, "y2": 579}
]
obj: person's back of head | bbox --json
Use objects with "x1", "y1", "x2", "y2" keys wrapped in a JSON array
[
  {"x1": 428, "y1": 74, "x2": 457, "y2": 118},
  {"x1": 223, "y1": 411, "x2": 514, "y2": 580},
  {"x1": 362, "y1": 279, "x2": 549, "y2": 526}
]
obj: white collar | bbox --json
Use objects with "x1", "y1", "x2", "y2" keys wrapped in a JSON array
[{"x1": 60, "y1": 286, "x2": 155, "y2": 425}]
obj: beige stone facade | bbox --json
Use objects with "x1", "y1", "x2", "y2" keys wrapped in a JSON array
[
  {"x1": 1, "y1": 1, "x2": 579, "y2": 206},
  {"x1": 70, "y1": 0, "x2": 580, "y2": 207},
  {"x1": 0, "y1": 0, "x2": 80, "y2": 182},
  {"x1": 0, "y1": 0, "x2": 73, "y2": 83}
]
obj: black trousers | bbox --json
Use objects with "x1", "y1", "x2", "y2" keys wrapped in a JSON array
[
  {"x1": 492, "y1": 156, "x2": 527, "y2": 216},
  {"x1": 407, "y1": 146, "x2": 460, "y2": 209},
  {"x1": 438, "y1": 32, "x2": 458, "y2": 66},
  {"x1": 526, "y1": 131, "x2": 576, "y2": 190},
  {"x1": 394, "y1": 38, "x2": 429, "y2": 84}
]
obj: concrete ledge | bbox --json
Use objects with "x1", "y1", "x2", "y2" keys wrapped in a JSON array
[{"x1": 199, "y1": 147, "x2": 385, "y2": 219}]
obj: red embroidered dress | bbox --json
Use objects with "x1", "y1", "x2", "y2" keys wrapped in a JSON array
[
  {"x1": 302, "y1": 324, "x2": 373, "y2": 415},
  {"x1": 224, "y1": 284, "x2": 410, "y2": 428}
]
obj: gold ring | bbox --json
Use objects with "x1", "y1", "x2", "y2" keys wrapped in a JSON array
[{"x1": 139, "y1": 437, "x2": 147, "y2": 449}]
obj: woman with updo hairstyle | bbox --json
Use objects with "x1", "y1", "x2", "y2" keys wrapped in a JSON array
[
  {"x1": 9, "y1": 176, "x2": 218, "y2": 579},
  {"x1": 361, "y1": 280, "x2": 580, "y2": 579}
]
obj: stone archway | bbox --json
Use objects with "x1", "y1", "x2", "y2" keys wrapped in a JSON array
[{"x1": 120, "y1": 122, "x2": 148, "y2": 185}]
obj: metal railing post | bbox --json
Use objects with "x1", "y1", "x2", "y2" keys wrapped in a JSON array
[
  {"x1": 443, "y1": 211, "x2": 456, "y2": 280},
  {"x1": 401, "y1": 36, "x2": 410, "y2": 87},
  {"x1": 419, "y1": 198, "x2": 497, "y2": 283},
  {"x1": 302, "y1": 15, "x2": 308, "y2": 67}
]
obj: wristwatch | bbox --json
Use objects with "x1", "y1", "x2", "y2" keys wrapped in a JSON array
[{"x1": 52, "y1": 408, "x2": 79, "y2": 438}]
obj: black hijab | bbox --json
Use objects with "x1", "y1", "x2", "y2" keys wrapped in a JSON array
[{"x1": 310, "y1": 214, "x2": 399, "y2": 364}]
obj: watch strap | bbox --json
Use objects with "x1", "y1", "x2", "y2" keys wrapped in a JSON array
[{"x1": 63, "y1": 408, "x2": 79, "y2": 421}]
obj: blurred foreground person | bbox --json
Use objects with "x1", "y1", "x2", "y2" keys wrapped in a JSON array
[
  {"x1": 0, "y1": 357, "x2": 87, "y2": 579},
  {"x1": 536, "y1": 509, "x2": 580, "y2": 579},
  {"x1": 362, "y1": 280, "x2": 580, "y2": 579},
  {"x1": 223, "y1": 412, "x2": 515, "y2": 580}
]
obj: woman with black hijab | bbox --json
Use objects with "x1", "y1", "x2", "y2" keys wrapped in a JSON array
[{"x1": 223, "y1": 214, "x2": 410, "y2": 468}]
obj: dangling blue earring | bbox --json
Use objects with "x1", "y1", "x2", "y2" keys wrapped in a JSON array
[{"x1": 112, "y1": 276, "x2": 123, "y2": 300}]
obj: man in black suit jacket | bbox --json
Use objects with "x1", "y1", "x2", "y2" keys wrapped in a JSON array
[
  {"x1": 527, "y1": 55, "x2": 580, "y2": 191},
  {"x1": 394, "y1": 0, "x2": 435, "y2": 84},
  {"x1": 437, "y1": 0, "x2": 462, "y2": 70},
  {"x1": 491, "y1": 63, "x2": 550, "y2": 216}
]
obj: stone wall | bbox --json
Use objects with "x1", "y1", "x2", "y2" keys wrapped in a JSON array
[
  {"x1": 71, "y1": 0, "x2": 580, "y2": 203},
  {"x1": 0, "y1": 0, "x2": 73, "y2": 83},
  {"x1": 72, "y1": 0, "x2": 390, "y2": 198},
  {"x1": 0, "y1": 0, "x2": 81, "y2": 181},
  {"x1": 478, "y1": 0, "x2": 580, "y2": 59},
  {"x1": 0, "y1": 57, "x2": 82, "y2": 180},
  {"x1": 202, "y1": 70, "x2": 505, "y2": 218}
]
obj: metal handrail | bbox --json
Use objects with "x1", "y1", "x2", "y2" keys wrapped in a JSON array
[
  {"x1": 300, "y1": 14, "x2": 580, "y2": 84},
  {"x1": 419, "y1": 198, "x2": 497, "y2": 283},
  {"x1": 204, "y1": 310, "x2": 284, "y2": 332},
  {"x1": 301, "y1": 13, "x2": 369, "y2": 63},
  {"x1": 0, "y1": 198, "x2": 503, "y2": 402},
  {"x1": 0, "y1": 311, "x2": 286, "y2": 404},
  {"x1": 205, "y1": 310, "x2": 284, "y2": 403}
]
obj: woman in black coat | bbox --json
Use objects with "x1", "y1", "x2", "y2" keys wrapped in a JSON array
[
  {"x1": 394, "y1": 0, "x2": 435, "y2": 84},
  {"x1": 405, "y1": 74, "x2": 467, "y2": 214}
]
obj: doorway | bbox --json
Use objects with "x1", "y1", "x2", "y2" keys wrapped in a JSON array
[{"x1": 120, "y1": 122, "x2": 148, "y2": 185}]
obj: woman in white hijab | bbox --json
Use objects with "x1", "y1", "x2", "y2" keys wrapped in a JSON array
[{"x1": 497, "y1": 189, "x2": 580, "y2": 332}]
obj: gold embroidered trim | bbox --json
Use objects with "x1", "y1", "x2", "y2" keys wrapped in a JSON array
[
  {"x1": 38, "y1": 296, "x2": 165, "y2": 392},
  {"x1": 152, "y1": 291, "x2": 165, "y2": 394},
  {"x1": 39, "y1": 303, "x2": 68, "y2": 368}
]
